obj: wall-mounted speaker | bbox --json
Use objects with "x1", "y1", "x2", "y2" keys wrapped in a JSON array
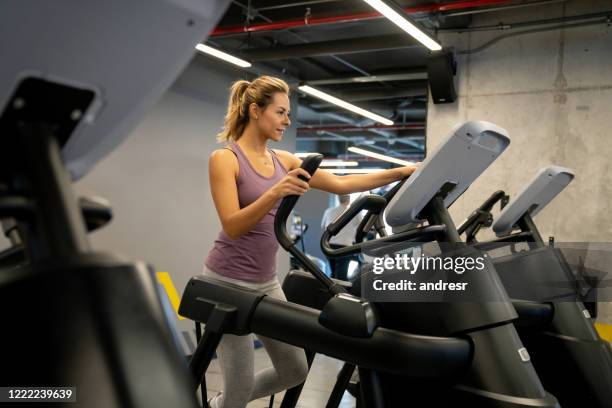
[{"x1": 427, "y1": 50, "x2": 457, "y2": 104}]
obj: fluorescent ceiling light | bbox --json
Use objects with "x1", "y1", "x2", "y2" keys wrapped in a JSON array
[
  {"x1": 320, "y1": 160, "x2": 359, "y2": 167},
  {"x1": 348, "y1": 146, "x2": 415, "y2": 166},
  {"x1": 295, "y1": 152, "x2": 320, "y2": 158},
  {"x1": 328, "y1": 168, "x2": 385, "y2": 174},
  {"x1": 298, "y1": 85, "x2": 393, "y2": 126},
  {"x1": 195, "y1": 43, "x2": 251, "y2": 68},
  {"x1": 362, "y1": 0, "x2": 442, "y2": 51}
]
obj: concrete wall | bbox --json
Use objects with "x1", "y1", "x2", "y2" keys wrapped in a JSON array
[
  {"x1": 73, "y1": 56, "x2": 296, "y2": 345},
  {"x1": 427, "y1": 0, "x2": 612, "y2": 323}
]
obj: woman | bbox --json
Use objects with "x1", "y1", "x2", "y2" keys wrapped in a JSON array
[{"x1": 205, "y1": 76, "x2": 418, "y2": 408}]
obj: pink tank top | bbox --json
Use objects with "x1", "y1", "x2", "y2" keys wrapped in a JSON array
[{"x1": 205, "y1": 142, "x2": 288, "y2": 282}]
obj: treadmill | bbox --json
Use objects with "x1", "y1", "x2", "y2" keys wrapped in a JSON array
[
  {"x1": 458, "y1": 165, "x2": 612, "y2": 408},
  {"x1": 283, "y1": 121, "x2": 559, "y2": 407},
  {"x1": 0, "y1": 1, "x2": 230, "y2": 406}
]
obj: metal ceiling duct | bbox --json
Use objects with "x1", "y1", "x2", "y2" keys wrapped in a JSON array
[
  {"x1": 211, "y1": 0, "x2": 525, "y2": 36},
  {"x1": 240, "y1": 35, "x2": 420, "y2": 61}
]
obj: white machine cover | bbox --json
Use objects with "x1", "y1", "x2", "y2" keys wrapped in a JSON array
[
  {"x1": 0, "y1": 0, "x2": 230, "y2": 179},
  {"x1": 492, "y1": 165, "x2": 574, "y2": 237},
  {"x1": 385, "y1": 121, "x2": 510, "y2": 229}
]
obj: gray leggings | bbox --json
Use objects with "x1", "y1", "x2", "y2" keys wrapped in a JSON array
[{"x1": 204, "y1": 268, "x2": 309, "y2": 408}]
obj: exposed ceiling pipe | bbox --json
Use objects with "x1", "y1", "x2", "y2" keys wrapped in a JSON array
[
  {"x1": 318, "y1": 130, "x2": 350, "y2": 141},
  {"x1": 307, "y1": 70, "x2": 428, "y2": 85},
  {"x1": 331, "y1": 84, "x2": 428, "y2": 102},
  {"x1": 299, "y1": 106, "x2": 380, "y2": 131},
  {"x1": 257, "y1": 0, "x2": 557, "y2": 14},
  {"x1": 298, "y1": 136, "x2": 367, "y2": 142},
  {"x1": 297, "y1": 124, "x2": 425, "y2": 132},
  {"x1": 287, "y1": 56, "x2": 337, "y2": 77},
  {"x1": 297, "y1": 86, "x2": 428, "y2": 110},
  {"x1": 457, "y1": 12, "x2": 612, "y2": 54},
  {"x1": 299, "y1": 101, "x2": 424, "y2": 152},
  {"x1": 307, "y1": 99, "x2": 427, "y2": 118},
  {"x1": 328, "y1": 54, "x2": 371, "y2": 76},
  {"x1": 227, "y1": 0, "x2": 375, "y2": 81},
  {"x1": 316, "y1": 131, "x2": 399, "y2": 155},
  {"x1": 299, "y1": 104, "x2": 425, "y2": 151},
  {"x1": 230, "y1": 0, "x2": 273, "y2": 23},
  {"x1": 395, "y1": 139, "x2": 425, "y2": 149},
  {"x1": 193, "y1": 49, "x2": 301, "y2": 88},
  {"x1": 280, "y1": 28, "x2": 374, "y2": 77},
  {"x1": 313, "y1": 130, "x2": 386, "y2": 155},
  {"x1": 446, "y1": 9, "x2": 611, "y2": 33},
  {"x1": 297, "y1": 135, "x2": 424, "y2": 144},
  {"x1": 445, "y1": 0, "x2": 565, "y2": 17},
  {"x1": 256, "y1": 0, "x2": 342, "y2": 12},
  {"x1": 211, "y1": 0, "x2": 525, "y2": 36},
  {"x1": 240, "y1": 34, "x2": 419, "y2": 61},
  {"x1": 304, "y1": 105, "x2": 426, "y2": 120},
  {"x1": 365, "y1": 128, "x2": 424, "y2": 150},
  {"x1": 299, "y1": 106, "x2": 360, "y2": 126},
  {"x1": 308, "y1": 97, "x2": 427, "y2": 111}
]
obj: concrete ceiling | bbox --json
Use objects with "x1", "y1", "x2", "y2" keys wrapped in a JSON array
[{"x1": 201, "y1": 0, "x2": 574, "y2": 164}]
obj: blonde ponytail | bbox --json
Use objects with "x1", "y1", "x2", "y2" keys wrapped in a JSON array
[
  {"x1": 217, "y1": 76, "x2": 290, "y2": 142},
  {"x1": 217, "y1": 80, "x2": 250, "y2": 142}
]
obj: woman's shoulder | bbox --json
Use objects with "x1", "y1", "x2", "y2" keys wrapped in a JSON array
[
  {"x1": 271, "y1": 149, "x2": 300, "y2": 170},
  {"x1": 210, "y1": 146, "x2": 238, "y2": 160},
  {"x1": 209, "y1": 147, "x2": 239, "y2": 172}
]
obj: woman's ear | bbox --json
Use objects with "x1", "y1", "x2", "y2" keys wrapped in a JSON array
[{"x1": 249, "y1": 103, "x2": 259, "y2": 120}]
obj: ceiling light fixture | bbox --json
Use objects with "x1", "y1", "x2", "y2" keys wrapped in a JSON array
[
  {"x1": 362, "y1": 0, "x2": 442, "y2": 51},
  {"x1": 325, "y1": 167, "x2": 385, "y2": 174},
  {"x1": 294, "y1": 152, "x2": 320, "y2": 158},
  {"x1": 195, "y1": 43, "x2": 251, "y2": 68},
  {"x1": 320, "y1": 160, "x2": 359, "y2": 167},
  {"x1": 348, "y1": 146, "x2": 415, "y2": 166},
  {"x1": 327, "y1": 168, "x2": 385, "y2": 174},
  {"x1": 298, "y1": 85, "x2": 394, "y2": 126}
]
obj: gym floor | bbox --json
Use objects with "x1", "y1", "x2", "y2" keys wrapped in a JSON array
[{"x1": 204, "y1": 350, "x2": 355, "y2": 407}]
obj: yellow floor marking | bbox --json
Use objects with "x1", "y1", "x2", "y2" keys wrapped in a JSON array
[
  {"x1": 156, "y1": 272, "x2": 184, "y2": 321},
  {"x1": 595, "y1": 323, "x2": 612, "y2": 342}
]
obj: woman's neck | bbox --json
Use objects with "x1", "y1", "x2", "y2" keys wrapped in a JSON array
[{"x1": 237, "y1": 126, "x2": 268, "y2": 154}]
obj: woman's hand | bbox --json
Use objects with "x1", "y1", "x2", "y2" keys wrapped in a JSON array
[
  {"x1": 270, "y1": 168, "x2": 312, "y2": 199},
  {"x1": 399, "y1": 162, "x2": 421, "y2": 179}
]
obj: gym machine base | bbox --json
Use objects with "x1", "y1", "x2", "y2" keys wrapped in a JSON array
[
  {"x1": 0, "y1": 2, "x2": 230, "y2": 406},
  {"x1": 179, "y1": 155, "x2": 484, "y2": 408},
  {"x1": 283, "y1": 122, "x2": 559, "y2": 407},
  {"x1": 459, "y1": 165, "x2": 612, "y2": 408}
]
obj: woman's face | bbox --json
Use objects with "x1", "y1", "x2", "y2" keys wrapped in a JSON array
[{"x1": 253, "y1": 92, "x2": 291, "y2": 142}]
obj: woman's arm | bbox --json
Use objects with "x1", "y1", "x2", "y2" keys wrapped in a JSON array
[
  {"x1": 309, "y1": 167, "x2": 416, "y2": 194},
  {"x1": 274, "y1": 150, "x2": 418, "y2": 195},
  {"x1": 209, "y1": 149, "x2": 311, "y2": 239}
]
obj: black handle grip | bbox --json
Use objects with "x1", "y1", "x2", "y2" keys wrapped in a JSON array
[
  {"x1": 327, "y1": 195, "x2": 386, "y2": 236},
  {"x1": 79, "y1": 196, "x2": 113, "y2": 231},
  {"x1": 477, "y1": 190, "x2": 508, "y2": 213},
  {"x1": 320, "y1": 195, "x2": 386, "y2": 257},
  {"x1": 273, "y1": 154, "x2": 345, "y2": 294},
  {"x1": 323, "y1": 224, "x2": 446, "y2": 258},
  {"x1": 355, "y1": 214, "x2": 380, "y2": 243},
  {"x1": 354, "y1": 177, "x2": 410, "y2": 243},
  {"x1": 457, "y1": 190, "x2": 507, "y2": 237},
  {"x1": 0, "y1": 195, "x2": 112, "y2": 230},
  {"x1": 383, "y1": 177, "x2": 410, "y2": 203},
  {"x1": 274, "y1": 154, "x2": 323, "y2": 250}
]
